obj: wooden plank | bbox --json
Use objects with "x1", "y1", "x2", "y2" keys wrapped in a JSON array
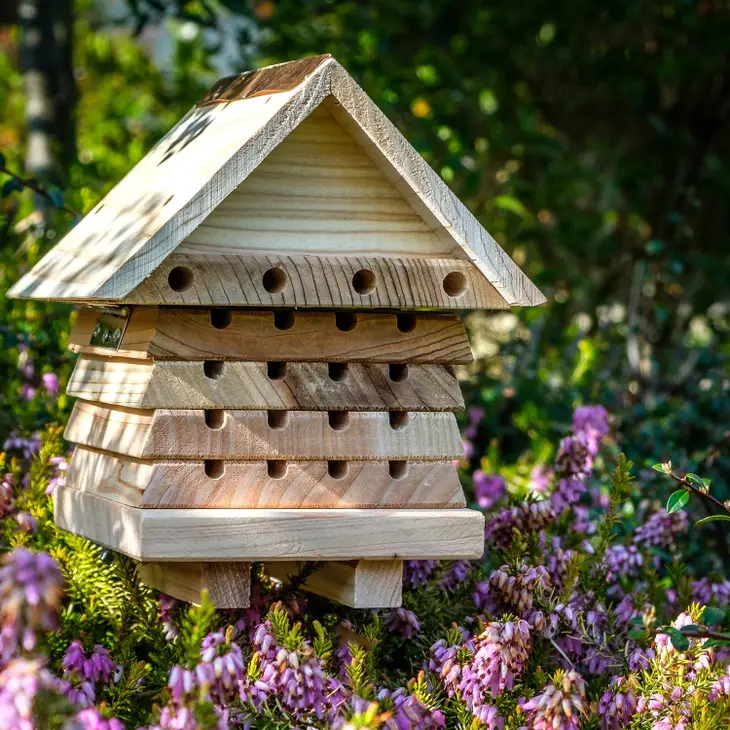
[
  {"x1": 65, "y1": 402, "x2": 464, "y2": 460},
  {"x1": 69, "y1": 307, "x2": 473, "y2": 363},
  {"x1": 122, "y1": 253, "x2": 505, "y2": 310},
  {"x1": 137, "y1": 561, "x2": 251, "y2": 608},
  {"x1": 9, "y1": 56, "x2": 544, "y2": 309},
  {"x1": 180, "y1": 106, "x2": 456, "y2": 260},
  {"x1": 66, "y1": 356, "x2": 464, "y2": 411},
  {"x1": 65, "y1": 447, "x2": 466, "y2": 509},
  {"x1": 54, "y1": 487, "x2": 486, "y2": 561},
  {"x1": 266, "y1": 560, "x2": 402, "y2": 608}
]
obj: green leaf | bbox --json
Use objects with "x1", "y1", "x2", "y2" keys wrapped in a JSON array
[
  {"x1": 701, "y1": 606, "x2": 726, "y2": 625},
  {"x1": 703, "y1": 637, "x2": 730, "y2": 648},
  {"x1": 666, "y1": 489, "x2": 689, "y2": 514},
  {"x1": 627, "y1": 628, "x2": 646, "y2": 640},
  {"x1": 670, "y1": 632, "x2": 690, "y2": 652},
  {"x1": 695, "y1": 514, "x2": 730, "y2": 527},
  {"x1": 685, "y1": 473, "x2": 705, "y2": 487},
  {"x1": 1, "y1": 177, "x2": 23, "y2": 197},
  {"x1": 679, "y1": 624, "x2": 700, "y2": 635},
  {"x1": 651, "y1": 463, "x2": 667, "y2": 473},
  {"x1": 492, "y1": 195, "x2": 530, "y2": 220},
  {"x1": 629, "y1": 616, "x2": 645, "y2": 626}
]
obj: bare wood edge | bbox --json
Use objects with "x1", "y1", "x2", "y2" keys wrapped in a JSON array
[
  {"x1": 10, "y1": 57, "x2": 544, "y2": 308},
  {"x1": 137, "y1": 562, "x2": 251, "y2": 608},
  {"x1": 54, "y1": 487, "x2": 486, "y2": 561},
  {"x1": 266, "y1": 560, "x2": 402, "y2": 608}
]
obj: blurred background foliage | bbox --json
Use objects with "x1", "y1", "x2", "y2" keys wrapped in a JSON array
[{"x1": 1, "y1": 0, "x2": 729, "y2": 572}]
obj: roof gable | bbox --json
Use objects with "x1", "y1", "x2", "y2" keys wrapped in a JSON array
[{"x1": 9, "y1": 55, "x2": 544, "y2": 307}]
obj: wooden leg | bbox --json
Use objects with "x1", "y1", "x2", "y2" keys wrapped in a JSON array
[
  {"x1": 138, "y1": 561, "x2": 251, "y2": 608},
  {"x1": 267, "y1": 560, "x2": 402, "y2": 608}
]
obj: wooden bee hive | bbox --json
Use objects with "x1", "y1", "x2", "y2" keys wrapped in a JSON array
[{"x1": 9, "y1": 55, "x2": 544, "y2": 609}]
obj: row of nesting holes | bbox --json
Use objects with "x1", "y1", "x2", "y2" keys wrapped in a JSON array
[
  {"x1": 204, "y1": 409, "x2": 409, "y2": 431},
  {"x1": 202, "y1": 459, "x2": 408, "y2": 481},
  {"x1": 210, "y1": 309, "x2": 418, "y2": 333},
  {"x1": 168, "y1": 265, "x2": 468, "y2": 298},
  {"x1": 203, "y1": 361, "x2": 410, "y2": 383}
]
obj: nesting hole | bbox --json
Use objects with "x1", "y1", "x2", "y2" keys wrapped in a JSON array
[
  {"x1": 262, "y1": 267, "x2": 287, "y2": 294},
  {"x1": 204, "y1": 409, "x2": 225, "y2": 429},
  {"x1": 203, "y1": 361, "x2": 225, "y2": 380},
  {"x1": 168, "y1": 266, "x2": 193, "y2": 293},
  {"x1": 328, "y1": 363, "x2": 349, "y2": 382},
  {"x1": 274, "y1": 311, "x2": 295, "y2": 330},
  {"x1": 204, "y1": 460, "x2": 225, "y2": 479},
  {"x1": 335, "y1": 312, "x2": 358, "y2": 332},
  {"x1": 210, "y1": 309, "x2": 232, "y2": 329},
  {"x1": 389, "y1": 411, "x2": 409, "y2": 431},
  {"x1": 267, "y1": 362, "x2": 287, "y2": 380},
  {"x1": 389, "y1": 460, "x2": 408, "y2": 480},
  {"x1": 328, "y1": 460, "x2": 349, "y2": 479},
  {"x1": 388, "y1": 363, "x2": 409, "y2": 382},
  {"x1": 352, "y1": 269, "x2": 376, "y2": 295},
  {"x1": 328, "y1": 411, "x2": 350, "y2": 431},
  {"x1": 267, "y1": 411, "x2": 289, "y2": 429},
  {"x1": 443, "y1": 271, "x2": 467, "y2": 298},
  {"x1": 267, "y1": 460, "x2": 288, "y2": 479},
  {"x1": 396, "y1": 314, "x2": 417, "y2": 333}
]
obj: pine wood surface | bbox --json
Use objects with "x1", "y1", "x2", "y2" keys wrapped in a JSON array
[
  {"x1": 9, "y1": 56, "x2": 543, "y2": 309},
  {"x1": 69, "y1": 306, "x2": 473, "y2": 363},
  {"x1": 65, "y1": 446, "x2": 466, "y2": 509},
  {"x1": 123, "y1": 253, "x2": 507, "y2": 310},
  {"x1": 54, "y1": 486, "x2": 486, "y2": 561},
  {"x1": 66, "y1": 356, "x2": 464, "y2": 411},
  {"x1": 137, "y1": 561, "x2": 251, "y2": 608},
  {"x1": 266, "y1": 560, "x2": 402, "y2": 608},
  {"x1": 65, "y1": 402, "x2": 464, "y2": 460}
]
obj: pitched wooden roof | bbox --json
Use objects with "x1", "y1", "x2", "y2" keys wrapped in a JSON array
[{"x1": 9, "y1": 55, "x2": 545, "y2": 307}]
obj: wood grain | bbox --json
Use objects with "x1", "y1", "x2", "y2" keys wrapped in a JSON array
[
  {"x1": 137, "y1": 561, "x2": 251, "y2": 608},
  {"x1": 9, "y1": 56, "x2": 543, "y2": 309},
  {"x1": 70, "y1": 307, "x2": 473, "y2": 363},
  {"x1": 123, "y1": 252, "x2": 507, "y2": 310},
  {"x1": 65, "y1": 446, "x2": 466, "y2": 509},
  {"x1": 67, "y1": 356, "x2": 464, "y2": 411},
  {"x1": 267, "y1": 560, "x2": 402, "y2": 608},
  {"x1": 54, "y1": 486, "x2": 486, "y2": 561},
  {"x1": 65, "y1": 402, "x2": 464, "y2": 460},
  {"x1": 180, "y1": 106, "x2": 456, "y2": 259}
]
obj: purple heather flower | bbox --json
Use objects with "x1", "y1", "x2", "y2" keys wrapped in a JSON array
[
  {"x1": 528, "y1": 464, "x2": 552, "y2": 494},
  {"x1": 0, "y1": 657, "x2": 61, "y2": 730},
  {"x1": 66, "y1": 708, "x2": 125, "y2": 730},
  {"x1": 602, "y1": 545, "x2": 643, "y2": 586},
  {"x1": 628, "y1": 646, "x2": 656, "y2": 670},
  {"x1": 21, "y1": 384, "x2": 36, "y2": 402},
  {"x1": 439, "y1": 560, "x2": 471, "y2": 590},
  {"x1": 709, "y1": 666, "x2": 730, "y2": 700},
  {"x1": 15, "y1": 512, "x2": 37, "y2": 534},
  {"x1": 473, "y1": 472, "x2": 506, "y2": 510},
  {"x1": 634, "y1": 510, "x2": 689, "y2": 549},
  {"x1": 572, "y1": 405, "x2": 609, "y2": 441},
  {"x1": 552, "y1": 477, "x2": 587, "y2": 512},
  {"x1": 0, "y1": 474, "x2": 15, "y2": 518},
  {"x1": 428, "y1": 639, "x2": 462, "y2": 696},
  {"x1": 0, "y1": 548, "x2": 64, "y2": 660},
  {"x1": 485, "y1": 499, "x2": 555, "y2": 548},
  {"x1": 475, "y1": 563, "x2": 551, "y2": 616},
  {"x1": 42, "y1": 372, "x2": 60, "y2": 397},
  {"x1": 3, "y1": 432, "x2": 41, "y2": 460},
  {"x1": 380, "y1": 686, "x2": 446, "y2": 730},
  {"x1": 403, "y1": 560, "x2": 440, "y2": 590},
  {"x1": 597, "y1": 675, "x2": 637, "y2": 730},
  {"x1": 520, "y1": 669, "x2": 587, "y2": 730},
  {"x1": 158, "y1": 594, "x2": 180, "y2": 640},
  {"x1": 385, "y1": 608, "x2": 421, "y2": 638},
  {"x1": 691, "y1": 577, "x2": 730, "y2": 607},
  {"x1": 458, "y1": 620, "x2": 531, "y2": 708},
  {"x1": 555, "y1": 431, "x2": 595, "y2": 478},
  {"x1": 47, "y1": 455, "x2": 70, "y2": 495},
  {"x1": 467, "y1": 406, "x2": 485, "y2": 426},
  {"x1": 462, "y1": 439, "x2": 474, "y2": 461}
]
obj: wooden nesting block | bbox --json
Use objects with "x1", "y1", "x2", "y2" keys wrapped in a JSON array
[
  {"x1": 137, "y1": 561, "x2": 251, "y2": 608},
  {"x1": 65, "y1": 447, "x2": 466, "y2": 509},
  {"x1": 266, "y1": 560, "x2": 402, "y2": 608},
  {"x1": 65, "y1": 402, "x2": 464, "y2": 461},
  {"x1": 123, "y1": 253, "x2": 507, "y2": 310},
  {"x1": 69, "y1": 307, "x2": 473, "y2": 364},
  {"x1": 67, "y1": 356, "x2": 463, "y2": 411},
  {"x1": 54, "y1": 487, "x2": 486, "y2": 561}
]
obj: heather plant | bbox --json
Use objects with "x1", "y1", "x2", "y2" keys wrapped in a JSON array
[{"x1": 0, "y1": 401, "x2": 729, "y2": 729}]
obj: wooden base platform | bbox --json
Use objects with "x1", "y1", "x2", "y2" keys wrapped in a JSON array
[{"x1": 54, "y1": 486, "x2": 485, "y2": 562}]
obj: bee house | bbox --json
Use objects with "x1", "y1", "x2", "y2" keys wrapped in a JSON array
[{"x1": 9, "y1": 55, "x2": 544, "y2": 609}]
